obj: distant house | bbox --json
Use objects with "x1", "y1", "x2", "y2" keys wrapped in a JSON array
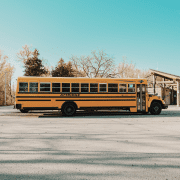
[{"x1": 147, "y1": 69, "x2": 180, "y2": 106}]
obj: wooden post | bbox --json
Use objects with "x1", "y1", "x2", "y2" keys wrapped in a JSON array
[
  {"x1": 10, "y1": 75, "x2": 12, "y2": 104},
  {"x1": 172, "y1": 86, "x2": 174, "y2": 105},
  {"x1": 177, "y1": 81, "x2": 179, "y2": 107},
  {"x1": 140, "y1": 84, "x2": 142, "y2": 111},
  {"x1": 4, "y1": 71, "x2": 6, "y2": 106},
  {"x1": 153, "y1": 74, "x2": 156, "y2": 94},
  {"x1": 163, "y1": 78, "x2": 165, "y2": 100}
]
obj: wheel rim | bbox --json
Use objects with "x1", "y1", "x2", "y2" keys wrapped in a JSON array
[
  {"x1": 65, "y1": 105, "x2": 75, "y2": 115},
  {"x1": 67, "y1": 107, "x2": 73, "y2": 113},
  {"x1": 153, "y1": 106, "x2": 159, "y2": 112}
]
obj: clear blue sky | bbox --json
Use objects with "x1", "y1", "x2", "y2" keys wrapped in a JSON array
[{"x1": 0, "y1": 0, "x2": 180, "y2": 85}]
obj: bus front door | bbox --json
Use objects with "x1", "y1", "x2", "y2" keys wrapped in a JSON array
[{"x1": 137, "y1": 84, "x2": 146, "y2": 112}]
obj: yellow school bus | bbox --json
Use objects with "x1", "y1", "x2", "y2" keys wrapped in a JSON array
[{"x1": 14, "y1": 76, "x2": 168, "y2": 116}]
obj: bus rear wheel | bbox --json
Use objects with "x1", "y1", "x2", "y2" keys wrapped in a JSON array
[
  {"x1": 62, "y1": 103, "x2": 76, "y2": 116},
  {"x1": 150, "y1": 102, "x2": 162, "y2": 115},
  {"x1": 20, "y1": 109, "x2": 29, "y2": 113}
]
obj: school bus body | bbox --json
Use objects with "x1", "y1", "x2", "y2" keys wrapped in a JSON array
[{"x1": 15, "y1": 76, "x2": 168, "y2": 115}]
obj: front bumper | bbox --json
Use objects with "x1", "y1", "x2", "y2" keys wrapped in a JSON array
[
  {"x1": 162, "y1": 104, "x2": 168, "y2": 109},
  {"x1": 15, "y1": 104, "x2": 22, "y2": 109}
]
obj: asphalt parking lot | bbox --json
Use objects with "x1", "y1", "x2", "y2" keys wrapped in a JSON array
[{"x1": 0, "y1": 105, "x2": 180, "y2": 180}]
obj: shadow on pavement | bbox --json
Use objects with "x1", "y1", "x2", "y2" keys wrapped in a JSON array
[
  {"x1": 38, "y1": 110, "x2": 180, "y2": 119},
  {"x1": 1, "y1": 107, "x2": 180, "y2": 119},
  {"x1": 0, "y1": 151, "x2": 179, "y2": 180}
]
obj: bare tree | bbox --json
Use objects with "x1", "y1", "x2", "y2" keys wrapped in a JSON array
[
  {"x1": 17, "y1": 45, "x2": 50, "y2": 76},
  {"x1": 0, "y1": 50, "x2": 15, "y2": 84},
  {"x1": 116, "y1": 57, "x2": 150, "y2": 78},
  {"x1": 0, "y1": 50, "x2": 15, "y2": 105},
  {"x1": 17, "y1": 44, "x2": 49, "y2": 70},
  {"x1": 17, "y1": 44, "x2": 33, "y2": 64},
  {"x1": 70, "y1": 49, "x2": 115, "y2": 78}
]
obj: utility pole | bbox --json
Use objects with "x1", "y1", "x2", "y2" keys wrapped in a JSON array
[
  {"x1": 4, "y1": 71, "x2": 6, "y2": 106},
  {"x1": 10, "y1": 75, "x2": 12, "y2": 104},
  {"x1": 177, "y1": 81, "x2": 179, "y2": 107},
  {"x1": 153, "y1": 74, "x2": 156, "y2": 95},
  {"x1": 13, "y1": 82, "x2": 14, "y2": 103}
]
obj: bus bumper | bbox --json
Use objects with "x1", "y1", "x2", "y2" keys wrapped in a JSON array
[
  {"x1": 15, "y1": 104, "x2": 22, "y2": 109},
  {"x1": 162, "y1": 104, "x2": 168, "y2": 109}
]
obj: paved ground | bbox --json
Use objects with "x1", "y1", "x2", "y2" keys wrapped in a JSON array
[{"x1": 0, "y1": 105, "x2": 180, "y2": 180}]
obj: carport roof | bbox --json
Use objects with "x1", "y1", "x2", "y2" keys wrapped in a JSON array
[{"x1": 150, "y1": 69, "x2": 180, "y2": 81}]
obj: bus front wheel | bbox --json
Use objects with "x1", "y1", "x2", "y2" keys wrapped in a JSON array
[
  {"x1": 150, "y1": 102, "x2": 162, "y2": 115},
  {"x1": 61, "y1": 103, "x2": 76, "y2": 116}
]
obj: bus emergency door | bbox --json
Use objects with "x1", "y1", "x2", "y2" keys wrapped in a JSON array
[{"x1": 137, "y1": 84, "x2": 146, "y2": 112}]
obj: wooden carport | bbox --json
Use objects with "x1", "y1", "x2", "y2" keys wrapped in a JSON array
[{"x1": 149, "y1": 69, "x2": 180, "y2": 107}]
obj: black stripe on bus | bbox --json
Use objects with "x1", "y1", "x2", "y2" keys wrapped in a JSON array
[
  {"x1": 80, "y1": 106, "x2": 137, "y2": 108},
  {"x1": 23, "y1": 107, "x2": 59, "y2": 110},
  {"x1": 22, "y1": 106, "x2": 136, "y2": 110},
  {"x1": 18, "y1": 100, "x2": 51, "y2": 101},
  {"x1": 17, "y1": 92, "x2": 136, "y2": 95},
  {"x1": 17, "y1": 99, "x2": 135, "y2": 102},
  {"x1": 55, "y1": 99, "x2": 136, "y2": 101},
  {"x1": 16, "y1": 96, "x2": 136, "y2": 98}
]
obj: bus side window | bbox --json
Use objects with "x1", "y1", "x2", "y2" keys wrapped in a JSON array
[
  {"x1": 72, "y1": 83, "x2": 79, "y2": 93},
  {"x1": 30, "y1": 83, "x2": 38, "y2": 92},
  {"x1": 19, "y1": 82, "x2": 28, "y2": 92},
  {"x1": 62, "y1": 83, "x2": 70, "y2": 93},
  {"x1": 52, "y1": 83, "x2": 60, "y2": 92},
  {"x1": 108, "y1": 83, "x2": 118, "y2": 92},
  {"x1": 99, "y1": 83, "x2": 107, "y2": 92},
  {"x1": 128, "y1": 84, "x2": 135, "y2": 92},
  {"x1": 90, "y1": 83, "x2": 98, "y2": 93},
  {"x1": 81, "y1": 83, "x2": 89, "y2": 93},
  {"x1": 40, "y1": 83, "x2": 51, "y2": 92},
  {"x1": 119, "y1": 84, "x2": 127, "y2": 93}
]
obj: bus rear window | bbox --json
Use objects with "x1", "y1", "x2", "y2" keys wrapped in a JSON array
[
  {"x1": 108, "y1": 84, "x2": 118, "y2": 92},
  {"x1": 19, "y1": 82, "x2": 28, "y2": 92},
  {"x1": 52, "y1": 83, "x2": 60, "y2": 92},
  {"x1": 30, "y1": 83, "x2": 38, "y2": 92}
]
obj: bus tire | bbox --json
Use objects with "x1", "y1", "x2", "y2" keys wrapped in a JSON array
[
  {"x1": 20, "y1": 109, "x2": 29, "y2": 113},
  {"x1": 61, "y1": 103, "x2": 76, "y2": 116},
  {"x1": 150, "y1": 102, "x2": 162, "y2": 115}
]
